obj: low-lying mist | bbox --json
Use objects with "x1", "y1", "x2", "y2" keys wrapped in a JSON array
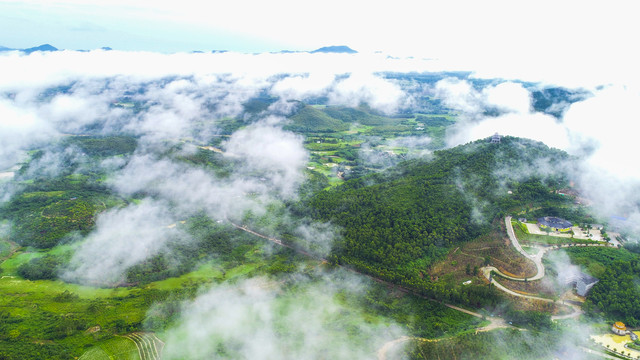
[
  {"x1": 160, "y1": 272, "x2": 405, "y2": 360},
  {"x1": 1, "y1": 48, "x2": 639, "y2": 359}
]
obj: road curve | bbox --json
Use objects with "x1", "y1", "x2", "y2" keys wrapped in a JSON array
[
  {"x1": 485, "y1": 271, "x2": 553, "y2": 303},
  {"x1": 482, "y1": 217, "x2": 590, "y2": 320},
  {"x1": 505, "y1": 216, "x2": 546, "y2": 280}
]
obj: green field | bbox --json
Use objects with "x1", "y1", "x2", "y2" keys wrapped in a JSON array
[
  {"x1": 79, "y1": 336, "x2": 139, "y2": 360},
  {"x1": 290, "y1": 106, "x2": 459, "y2": 187},
  {"x1": 1, "y1": 250, "x2": 45, "y2": 275},
  {"x1": 0, "y1": 97, "x2": 605, "y2": 360},
  {"x1": 80, "y1": 332, "x2": 164, "y2": 360},
  {"x1": 512, "y1": 221, "x2": 598, "y2": 245},
  {"x1": 0, "y1": 242, "x2": 79, "y2": 276}
]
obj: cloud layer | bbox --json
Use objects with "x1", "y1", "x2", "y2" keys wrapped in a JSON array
[
  {"x1": 161, "y1": 275, "x2": 404, "y2": 360},
  {"x1": 437, "y1": 77, "x2": 640, "y2": 233}
]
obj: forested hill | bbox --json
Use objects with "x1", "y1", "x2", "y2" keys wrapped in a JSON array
[{"x1": 305, "y1": 136, "x2": 570, "y2": 303}]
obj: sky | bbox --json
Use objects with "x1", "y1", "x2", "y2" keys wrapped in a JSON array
[
  {"x1": 2, "y1": 0, "x2": 639, "y2": 89},
  {"x1": 1, "y1": 0, "x2": 638, "y2": 61},
  {"x1": 2, "y1": 0, "x2": 639, "y2": 217}
]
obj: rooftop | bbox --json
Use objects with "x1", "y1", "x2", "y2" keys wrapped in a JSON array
[
  {"x1": 537, "y1": 216, "x2": 572, "y2": 229},
  {"x1": 614, "y1": 322, "x2": 626, "y2": 330}
]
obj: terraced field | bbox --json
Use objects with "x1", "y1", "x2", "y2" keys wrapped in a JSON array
[
  {"x1": 79, "y1": 332, "x2": 164, "y2": 360},
  {"x1": 124, "y1": 332, "x2": 164, "y2": 360},
  {"x1": 79, "y1": 337, "x2": 138, "y2": 360}
]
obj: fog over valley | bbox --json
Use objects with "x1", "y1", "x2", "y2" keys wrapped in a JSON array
[{"x1": 1, "y1": 2, "x2": 640, "y2": 359}]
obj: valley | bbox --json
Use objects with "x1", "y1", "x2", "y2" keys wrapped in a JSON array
[{"x1": 0, "y1": 65, "x2": 638, "y2": 360}]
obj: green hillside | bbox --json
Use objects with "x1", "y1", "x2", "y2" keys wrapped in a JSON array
[
  {"x1": 285, "y1": 105, "x2": 349, "y2": 132},
  {"x1": 306, "y1": 136, "x2": 570, "y2": 306},
  {"x1": 322, "y1": 106, "x2": 391, "y2": 126}
]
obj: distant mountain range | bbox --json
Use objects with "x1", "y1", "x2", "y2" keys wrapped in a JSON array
[
  {"x1": 0, "y1": 44, "x2": 357, "y2": 54},
  {"x1": 0, "y1": 44, "x2": 114, "y2": 54},
  {"x1": 0, "y1": 44, "x2": 59, "y2": 54},
  {"x1": 273, "y1": 46, "x2": 358, "y2": 54},
  {"x1": 309, "y1": 45, "x2": 357, "y2": 54}
]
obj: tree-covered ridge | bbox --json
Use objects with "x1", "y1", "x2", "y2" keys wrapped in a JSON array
[
  {"x1": 306, "y1": 136, "x2": 570, "y2": 302},
  {"x1": 311, "y1": 175, "x2": 475, "y2": 268},
  {"x1": 322, "y1": 105, "x2": 391, "y2": 126},
  {"x1": 584, "y1": 259, "x2": 640, "y2": 326},
  {"x1": 285, "y1": 104, "x2": 408, "y2": 134},
  {"x1": 285, "y1": 105, "x2": 349, "y2": 132},
  {"x1": 63, "y1": 136, "x2": 138, "y2": 157},
  {"x1": 563, "y1": 246, "x2": 637, "y2": 278},
  {"x1": 1, "y1": 184, "x2": 116, "y2": 248}
]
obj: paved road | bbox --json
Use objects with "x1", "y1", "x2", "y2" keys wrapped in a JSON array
[
  {"x1": 505, "y1": 216, "x2": 546, "y2": 280},
  {"x1": 481, "y1": 217, "x2": 590, "y2": 320}
]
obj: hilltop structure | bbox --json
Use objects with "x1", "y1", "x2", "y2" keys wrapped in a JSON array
[
  {"x1": 537, "y1": 216, "x2": 572, "y2": 232},
  {"x1": 490, "y1": 133, "x2": 501, "y2": 143},
  {"x1": 611, "y1": 322, "x2": 638, "y2": 340},
  {"x1": 612, "y1": 322, "x2": 627, "y2": 336}
]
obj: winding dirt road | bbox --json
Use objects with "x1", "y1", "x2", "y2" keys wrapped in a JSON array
[{"x1": 481, "y1": 217, "x2": 591, "y2": 320}]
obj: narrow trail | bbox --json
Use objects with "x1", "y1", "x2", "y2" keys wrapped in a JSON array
[
  {"x1": 0, "y1": 239, "x2": 20, "y2": 264},
  {"x1": 377, "y1": 336, "x2": 435, "y2": 360}
]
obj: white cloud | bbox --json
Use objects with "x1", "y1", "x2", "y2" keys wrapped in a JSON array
[
  {"x1": 161, "y1": 275, "x2": 404, "y2": 360},
  {"x1": 559, "y1": 86, "x2": 640, "y2": 228},
  {"x1": 63, "y1": 200, "x2": 182, "y2": 285},
  {"x1": 483, "y1": 82, "x2": 531, "y2": 113},
  {"x1": 223, "y1": 120, "x2": 308, "y2": 197},
  {"x1": 447, "y1": 112, "x2": 569, "y2": 150},
  {"x1": 327, "y1": 73, "x2": 407, "y2": 114},
  {"x1": 270, "y1": 73, "x2": 335, "y2": 101},
  {"x1": 0, "y1": 98, "x2": 57, "y2": 169},
  {"x1": 563, "y1": 85, "x2": 640, "y2": 179},
  {"x1": 435, "y1": 78, "x2": 483, "y2": 114},
  {"x1": 438, "y1": 79, "x2": 569, "y2": 150}
]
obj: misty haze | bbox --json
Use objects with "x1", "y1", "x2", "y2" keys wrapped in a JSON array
[{"x1": 1, "y1": 1, "x2": 640, "y2": 360}]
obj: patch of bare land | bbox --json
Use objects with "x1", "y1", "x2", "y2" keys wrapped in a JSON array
[
  {"x1": 498, "y1": 276, "x2": 558, "y2": 297},
  {"x1": 430, "y1": 218, "x2": 536, "y2": 281},
  {"x1": 500, "y1": 292, "x2": 558, "y2": 313}
]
